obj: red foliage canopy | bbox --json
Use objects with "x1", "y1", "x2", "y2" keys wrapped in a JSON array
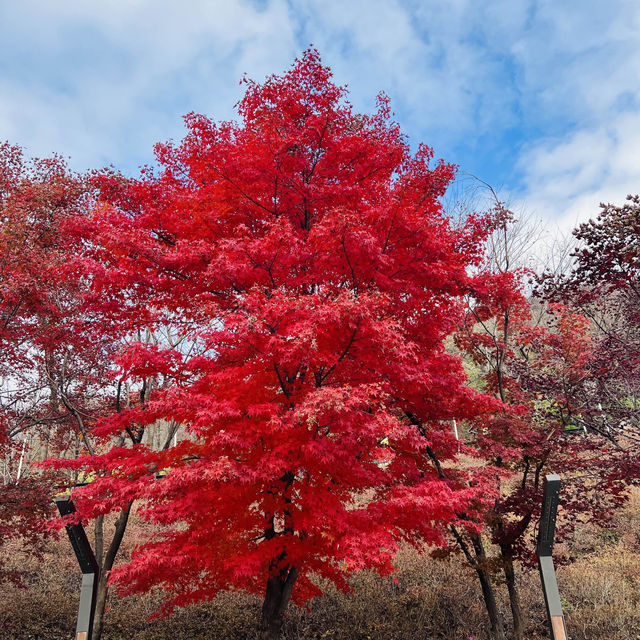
[{"x1": 65, "y1": 51, "x2": 499, "y2": 615}]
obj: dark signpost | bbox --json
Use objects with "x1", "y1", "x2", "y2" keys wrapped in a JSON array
[
  {"x1": 536, "y1": 474, "x2": 567, "y2": 640},
  {"x1": 55, "y1": 496, "x2": 100, "y2": 640}
]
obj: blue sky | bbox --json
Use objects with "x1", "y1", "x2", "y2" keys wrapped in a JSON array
[{"x1": 1, "y1": 0, "x2": 639, "y2": 233}]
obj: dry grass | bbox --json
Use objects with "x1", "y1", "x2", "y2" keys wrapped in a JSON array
[{"x1": 2, "y1": 488, "x2": 640, "y2": 639}]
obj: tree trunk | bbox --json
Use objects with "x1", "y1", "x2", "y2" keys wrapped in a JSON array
[
  {"x1": 92, "y1": 505, "x2": 132, "y2": 640},
  {"x1": 92, "y1": 572, "x2": 110, "y2": 640},
  {"x1": 450, "y1": 525, "x2": 506, "y2": 640},
  {"x1": 501, "y1": 545, "x2": 525, "y2": 640},
  {"x1": 94, "y1": 514, "x2": 104, "y2": 567},
  {"x1": 471, "y1": 534, "x2": 507, "y2": 640},
  {"x1": 260, "y1": 565, "x2": 298, "y2": 640},
  {"x1": 475, "y1": 565, "x2": 507, "y2": 640}
]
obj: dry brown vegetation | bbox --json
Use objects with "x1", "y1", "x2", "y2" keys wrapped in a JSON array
[{"x1": 1, "y1": 487, "x2": 640, "y2": 640}]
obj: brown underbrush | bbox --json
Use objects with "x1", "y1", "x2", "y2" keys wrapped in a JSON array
[{"x1": 1, "y1": 488, "x2": 639, "y2": 640}]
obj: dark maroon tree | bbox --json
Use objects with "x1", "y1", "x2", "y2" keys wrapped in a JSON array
[
  {"x1": 548, "y1": 195, "x2": 640, "y2": 448},
  {"x1": 454, "y1": 206, "x2": 630, "y2": 640}
]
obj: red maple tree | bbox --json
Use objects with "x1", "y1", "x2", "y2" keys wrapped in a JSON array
[{"x1": 59, "y1": 51, "x2": 501, "y2": 638}]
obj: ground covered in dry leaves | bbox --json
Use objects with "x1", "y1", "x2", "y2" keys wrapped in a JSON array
[{"x1": 2, "y1": 489, "x2": 640, "y2": 640}]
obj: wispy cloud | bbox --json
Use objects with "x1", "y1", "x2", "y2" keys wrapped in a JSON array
[
  {"x1": 0, "y1": 0, "x2": 638, "y2": 232},
  {"x1": 502, "y1": 1, "x2": 640, "y2": 228},
  {"x1": 516, "y1": 112, "x2": 640, "y2": 232},
  {"x1": 0, "y1": 0, "x2": 298, "y2": 172}
]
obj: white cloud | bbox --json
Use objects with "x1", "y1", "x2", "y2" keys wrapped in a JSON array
[
  {"x1": 0, "y1": 0, "x2": 639, "y2": 236},
  {"x1": 0, "y1": 0, "x2": 526, "y2": 172},
  {"x1": 515, "y1": 112, "x2": 640, "y2": 234},
  {"x1": 486, "y1": 0, "x2": 640, "y2": 233},
  {"x1": 0, "y1": 0, "x2": 298, "y2": 172}
]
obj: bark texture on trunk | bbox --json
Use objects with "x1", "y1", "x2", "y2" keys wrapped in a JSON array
[
  {"x1": 502, "y1": 545, "x2": 525, "y2": 640},
  {"x1": 94, "y1": 515, "x2": 104, "y2": 569},
  {"x1": 260, "y1": 565, "x2": 298, "y2": 640}
]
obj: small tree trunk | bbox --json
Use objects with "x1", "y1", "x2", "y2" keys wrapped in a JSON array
[
  {"x1": 475, "y1": 565, "x2": 507, "y2": 640},
  {"x1": 501, "y1": 545, "x2": 525, "y2": 640},
  {"x1": 451, "y1": 525, "x2": 506, "y2": 640},
  {"x1": 471, "y1": 534, "x2": 507, "y2": 640},
  {"x1": 92, "y1": 505, "x2": 132, "y2": 640},
  {"x1": 92, "y1": 572, "x2": 109, "y2": 640},
  {"x1": 260, "y1": 565, "x2": 298, "y2": 640},
  {"x1": 94, "y1": 514, "x2": 104, "y2": 566}
]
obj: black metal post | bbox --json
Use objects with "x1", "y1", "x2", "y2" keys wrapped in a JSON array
[
  {"x1": 536, "y1": 474, "x2": 567, "y2": 640},
  {"x1": 55, "y1": 496, "x2": 100, "y2": 640}
]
